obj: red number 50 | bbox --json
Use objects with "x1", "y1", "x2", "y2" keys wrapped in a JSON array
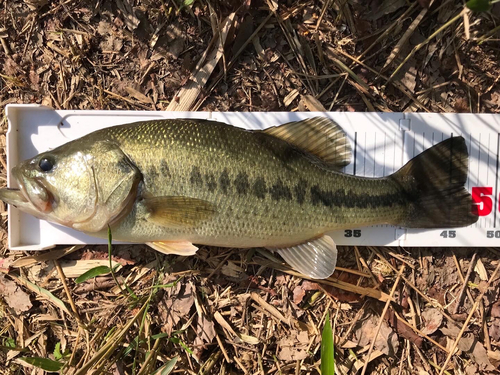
[{"x1": 471, "y1": 187, "x2": 493, "y2": 216}]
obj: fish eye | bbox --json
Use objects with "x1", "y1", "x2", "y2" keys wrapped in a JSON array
[{"x1": 38, "y1": 157, "x2": 54, "y2": 172}]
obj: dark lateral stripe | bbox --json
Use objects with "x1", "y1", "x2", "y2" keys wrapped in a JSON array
[
  {"x1": 219, "y1": 169, "x2": 231, "y2": 194},
  {"x1": 310, "y1": 184, "x2": 406, "y2": 209},
  {"x1": 213, "y1": 171, "x2": 309, "y2": 205},
  {"x1": 160, "y1": 160, "x2": 171, "y2": 177},
  {"x1": 205, "y1": 173, "x2": 217, "y2": 192},
  {"x1": 252, "y1": 177, "x2": 267, "y2": 199},
  {"x1": 269, "y1": 178, "x2": 292, "y2": 201},
  {"x1": 190, "y1": 166, "x2": 203, "y2": 187},
  {"x1": 235, "y1": 172, "x2": 250, "y2": 195},
  {"x1": 294, "y1": 179, "x2": 307, "y2": 205}
]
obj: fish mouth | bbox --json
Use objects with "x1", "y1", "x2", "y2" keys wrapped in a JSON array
[
  {"x1": 6, "y1": 167, "x2": 55, "y2": 213},
  {"x1": 0, "y1": 187, "x2": 29, "y2": 206}
]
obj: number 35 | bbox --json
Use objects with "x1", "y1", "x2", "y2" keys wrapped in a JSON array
[{"x1": 344, "y1": 229, "x2": 361, "y2": 238}]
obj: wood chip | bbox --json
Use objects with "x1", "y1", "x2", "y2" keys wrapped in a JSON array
[
  {"x1": 474, "y1": 258, "x2": 488, "y2": 281},
  {"x1": 283, "y1": 89, "x2": 299, "y2": 107},
  {"x1": 214, "y1": 311, "x2": 259, "y2": 345},
  {"x1": 300, "y1": 94, "x2": 326, "y2": 111}
]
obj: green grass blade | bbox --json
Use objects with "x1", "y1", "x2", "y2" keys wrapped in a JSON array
[
  {"x1": 321, "y1": 311, "x2": 335, "y2": 375},
  {"x1": 466, "y1": 0, "x2": 491, "y2": 12},
  {"x1": 75, "y1": 266, "x2": 113, "y2": 284},
  {"x1": 53, "y1": 342, "x2": 63, "y2": 360},
  {"x1": 15, "y1": 276, "x2": 71, "y2": 316},
  {"x1": 19, "y1": 357, "x2": 64, "y2": 372},
  {"x1": 153, "y1": 356, "x2": 178, "y2": 375}
]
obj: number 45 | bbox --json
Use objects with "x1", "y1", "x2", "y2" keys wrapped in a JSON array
[{"x1": 440, "y1": 230, "x2": 456, "y2": 238}]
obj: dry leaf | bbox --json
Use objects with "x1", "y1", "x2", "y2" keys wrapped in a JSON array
[
  {"x1": 155, "y1": 22, "x2": 186, "y2": 59},
  {"x1": 489, "y1": 319, "x2": 500, "y2": 341},
  {"x1": 442, "y1": 323, "x2": 494, "y2": 370},
  {"x1": 292, "y1": 284, "x2": 306, "y2": 305},
  {"x1": 491, "y1": 301, "x2": 500, "y2": 318},
  {"x1": 158, "y1": 281, "x2": 195, "y2": 334},
  {"x1": 24, "y1": 0, "x2": 48, "y2": 10},
  {"x1": 355, "y1": 315, "x2": 399, "y2": 356},
  {"x1": 0, "y1": 257, "x2": 13, "y2": 273},
  {"x1": 352, "y1": 350, "x2": 385, "y2": 372},
  {"x1": 277, "y1": 330, "x2": 309, "y2": 361},
  {"x1": 458, "y1": 334, "x2": 494, "y2": 371},
  {"x1": 292, "y1": 280, "x2": 323, "y2": 304},
  {"x1": 385, "y1": 309, "x2": 423, "y2": 347},
  {"x1": 125, "y1": 87, "x2": 153, "y2": 104},
  {"x1": 232, "y1": 15, "x2": 254, "y2": 56},
  {"x1": 221, "y1": 261, "x2": 246, "y2": 279},
  {"x1": 116, "y1": 0, "x2": 140, "y2": 31},
  {"x1": 488, "y1": 350, "x2": 500, "y2": 368},
  {"x1": 193, "y1": 314, "x2": 216, "y2": 358},
  {"x1": 0, "y1": 274, "x2": 32, "y2": 314},
  {"x1": 366, "y1": 0, "x2": 407, "y2": 20},
  {"x1": 420, "y1": 308, "x2": 443, "y2": 335}
]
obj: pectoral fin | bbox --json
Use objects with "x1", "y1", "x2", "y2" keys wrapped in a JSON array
[
  {"x1": 147, "y1": 241, "x2": 199, "y2": 256},
  {"x1": 142, "y1": 196, "x2": 217, "y2": 228},
  {"x1": 268, "y1": 235, "x2": 337, "y2": 279}
]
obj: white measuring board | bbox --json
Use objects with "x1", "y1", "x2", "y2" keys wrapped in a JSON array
[{"x1": 4, "y1": 104, "x2": 500, "y2": 250}]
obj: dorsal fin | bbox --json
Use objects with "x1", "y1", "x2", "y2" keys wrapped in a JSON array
[{"x1": 263, "y1": 117, "x2": 352, "y2": 169}]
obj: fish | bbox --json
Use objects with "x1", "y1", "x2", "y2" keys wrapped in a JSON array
[{"x1": 0, "y1": 117, "x2": 478, "y2": 279}]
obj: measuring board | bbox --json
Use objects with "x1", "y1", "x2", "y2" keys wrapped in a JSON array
[{"x1": 4, "y1": 104, "x2": 500, "y2": 250}]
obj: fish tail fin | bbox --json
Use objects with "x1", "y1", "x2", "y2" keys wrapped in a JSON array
[{"x1": 392, "y1": 136, "x2": 478, "y2": 228}]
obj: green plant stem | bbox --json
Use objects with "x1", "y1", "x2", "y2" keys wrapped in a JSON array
[{"x1": 107, "y1": 226, "x2": 127, "y2": 299}]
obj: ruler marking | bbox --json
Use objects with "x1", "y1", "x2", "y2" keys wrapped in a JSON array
[
  {"x1": 353, "y1": 132, "x2": 357, "y2": 176},
  {"x1": 393, "y1": 131, "x2": 396, "y2": 173},
  {"x1": 494, "y1": 133, "x2": 500, "y2": 228},
  {"x1": 473, "y1": 133, "x2": 476, "y2": 191},
  {"x1": 476, "y1": 133, "x2": 479, "y2": 228},
  {"x1": 363, "y1": 133, "x2": 366, "y2": 176},
  {"x1": 413, "y1": 134, "x2": 416, "y2": 158},
  {"x1": 487, "y1": 133, "x2": 491, "y2": 186},
  {"x1": 488, "y1": 133, "x2": 492, "y2": 228},
  {"x1": 383, "y1": 133, "x2": 387, "y2": 176}
]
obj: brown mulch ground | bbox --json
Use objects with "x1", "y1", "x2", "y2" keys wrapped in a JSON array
[{"x1": 1, "y1": 0, "x2": 500, "y2": 374}]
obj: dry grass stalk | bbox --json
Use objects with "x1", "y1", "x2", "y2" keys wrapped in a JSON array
[
  {"x1": 388, "y1": 8, "x2": 467, "y2": 83},
  {"x1": 360, "y1": 264, "x2": 405, "y2": 375},
  {"x1": 382, "y1": 1, "x2": 434, "y2": 72},
  {"x1": 74, "y1": 299, "x2": 150, "y2": 375},
  {"x1": 438, "y1": 260, "x2": 500, "y2": 375},
  {"x1": 167, "y1": 13, "x2": 236, "y2": 111},
  {"x1": 11, "y1": 245, "x2": 83, "y2": 268},
  {"x1": 451, "y1": 252, "x2": 477, "y2": 315}
]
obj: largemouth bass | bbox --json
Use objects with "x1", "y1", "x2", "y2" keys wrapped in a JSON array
[{"x1": 0, "y1": 117, "x2": 478, "y2": 278}]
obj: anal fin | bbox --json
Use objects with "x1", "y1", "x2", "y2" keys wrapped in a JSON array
[
  {"x1": 147, "y1": 241, "x2": 199, "y2": 256},
  {"x1": 268, "y1": 235, "x2": 337, "y2": 279}
]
